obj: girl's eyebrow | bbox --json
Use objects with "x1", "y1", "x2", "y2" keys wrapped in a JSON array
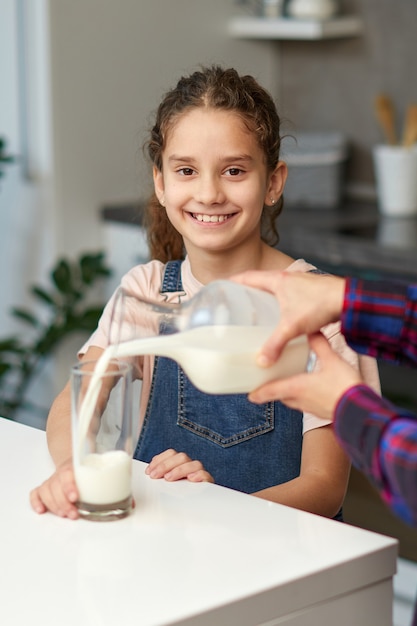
[
  {"x1": 167, "y1": 154, "x2": 255, "y2": 164},
  {"x1": 221, "y1": 154, "x2": 255, "y2": 164},
  {"x1": 167, "y1": 155, "x2": 195, "y2": 163}
]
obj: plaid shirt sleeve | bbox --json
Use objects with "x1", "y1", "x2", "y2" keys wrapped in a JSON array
[
  {"x1": 341, "y1": 276, "x2": 417, "y2": 366},
  {"x1": 335, "y1": 277, "x2": 417, "y2": 527},
  {"x1": 334, "y1": 385, "x2": 417, "y2": 526}
]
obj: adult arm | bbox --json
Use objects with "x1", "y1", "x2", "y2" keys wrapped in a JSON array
[
  {"x1": 250, "y1": 332, "x2": 417, "y2": 527},
  {"x1": 335, "y1": 385, "x2": 417, "y2": 527},
  {"x1": 341, "y1": 277, "x2": 417, "y2": 368}
]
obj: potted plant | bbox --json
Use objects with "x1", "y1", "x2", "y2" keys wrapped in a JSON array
[{"x1": 0, "y1": 251, "x2": 111, "y2": 420}]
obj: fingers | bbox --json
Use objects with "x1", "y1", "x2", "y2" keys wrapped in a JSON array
[
  {"x1": 308, "y1": 331, "x2": 334, "y2": 356},
  {"x1": 232, "y1": 270, "x2": 309, "y2": 365},
  {"x1": 256, "y1": 322, "x2": 299, "y2": 367},
  {"x1": 248, "y1": 332, "x2": 362, "y2": 420},
  {"x1": 145, "y1": 448, "x2": 179, "y2": 476},
  {"x1": 29, "y1": 488, "x2": 47, "y2": 515},
  {"x1": 29, "y1": 460, "x2": 80, "y2": 520},
  {"x1": 248, "y1": 371, "x2": 308, "y2": 408},
  {"x1": 145, "y1": 449, "x2": 214, "y2": 483},
  {"x1": 250, "y1": 333, "x2": 323, "y2": 405}
]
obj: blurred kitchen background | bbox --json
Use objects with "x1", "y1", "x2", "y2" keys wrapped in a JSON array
[{"x1": 1, "y1": 2, "x2": 417, "y2": 623}]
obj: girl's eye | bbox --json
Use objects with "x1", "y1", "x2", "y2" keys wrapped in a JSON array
[
  {"x1": 178, "y1": 167, "x2": 195, "y2": 176},
  {"x1": 225, "y1": 168, "x2": 243, "y2": 176}
]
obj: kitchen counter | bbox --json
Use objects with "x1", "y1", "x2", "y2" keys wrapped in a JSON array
[
  {"x1": 277, "y1": 201, "x2": 417, "y2": 280},
  {"x1": 1, "y1": 418, "x2": 397, "y2": 626},
  {"x1": 101, "y1": 200, "x2": 417, "y2": 280}
]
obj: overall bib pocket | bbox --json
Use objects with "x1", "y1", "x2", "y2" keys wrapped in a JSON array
[{"x1": 177, "y1": 369, "x2": 274, "y2": 447}]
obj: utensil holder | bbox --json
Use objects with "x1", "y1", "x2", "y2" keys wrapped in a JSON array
[{"x1": 373, "y1": 144, "x2": 417, "y2": 216}]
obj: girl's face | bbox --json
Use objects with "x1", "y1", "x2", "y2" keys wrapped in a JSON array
[{"x1": 153, "y1": 108, "x2": 286, "y2": 257}]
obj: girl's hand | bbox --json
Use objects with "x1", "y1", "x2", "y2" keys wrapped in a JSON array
[
  {"x1": 249, "y1": 332, "x2": 363, "y2": 420},
  {"x1": 145, "y1": 449, "x2": 214, "y2": 483},
  {"x1": 29, "y1": 459, "x2": 80, "y2": 520}
]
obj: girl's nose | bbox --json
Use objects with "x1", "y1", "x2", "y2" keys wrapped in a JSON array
[{"x1": 195, "y1": 175, "x2": 225, "y2": 205}]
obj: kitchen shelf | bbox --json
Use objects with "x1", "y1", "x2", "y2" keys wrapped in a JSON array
[{"x1": 228, "y1": 15, "x2": 363, "y2": 41}]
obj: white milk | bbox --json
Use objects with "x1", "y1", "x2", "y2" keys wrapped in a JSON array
[
  {"x1": 77, "y1": 345, "x2": 118, "y2": 449},
  {"x1": 113, "y1": 324, "x2": 311, "y2": 394},
  {"x1": 75, "y1": 347, "x2": 131, "y2": 506},
  {"x1": 75, "y1": 450, "x2": 131, "y2": 505}
]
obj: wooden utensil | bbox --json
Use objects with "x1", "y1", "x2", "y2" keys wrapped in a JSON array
[
  {"x1": 374, "y1": 94, "x2": 397, "y2": 145},
  {"x1": 402, "y1": 103, "x2": 417, "y2": 147}
]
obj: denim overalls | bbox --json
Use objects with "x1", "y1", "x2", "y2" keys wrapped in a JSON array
[{"x1": 133, "y1": 260, "x2": 304, "y2": 495}]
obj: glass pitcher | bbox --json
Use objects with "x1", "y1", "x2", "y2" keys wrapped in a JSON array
[{"x1": 109, "y1": 279, "x2": 315, "y2": 395}]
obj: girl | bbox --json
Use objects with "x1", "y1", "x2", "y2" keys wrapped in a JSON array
[{"x1": 30, "y1": 66, "x2": 379, "y2": 520}]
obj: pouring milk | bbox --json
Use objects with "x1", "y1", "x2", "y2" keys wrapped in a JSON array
[{"x1": 74, "y1": 281, "x2": 315, "y2": 506}]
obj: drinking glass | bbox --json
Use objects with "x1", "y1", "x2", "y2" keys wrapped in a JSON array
[{"x1": 71, "y1": 359, "x2": 133, "y2": 521}]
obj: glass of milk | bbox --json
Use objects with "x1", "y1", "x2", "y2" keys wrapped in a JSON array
[{"x1": 71, "y1": 359, "x2": 133, "y2": 521}]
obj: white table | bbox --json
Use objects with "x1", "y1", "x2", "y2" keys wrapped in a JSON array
[{"x1": 0, "y1": 418, "x2": 397, "y2": 626}]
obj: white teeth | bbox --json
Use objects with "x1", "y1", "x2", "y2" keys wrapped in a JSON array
[{"x1": 194, "y1": 214, "x2": 229, "y2": 223}]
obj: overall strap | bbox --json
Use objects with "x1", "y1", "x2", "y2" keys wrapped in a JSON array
[{"x1": 160, "y1": 260, "x2": 185, "y2": 295}]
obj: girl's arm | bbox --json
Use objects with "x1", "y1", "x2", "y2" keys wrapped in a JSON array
[
  {"x1": 146, "y1": 425, "x2": 349, "y2": 518},
  {"x1": 252, "y1": 424, "x2": 350, "y2": 517}
]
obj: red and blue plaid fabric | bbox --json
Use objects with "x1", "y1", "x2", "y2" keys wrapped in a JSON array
[
  {"x1": 335, "y1": 275, "x2": 417, "y2": 626},
  {"x1": 334, "y1": 277, "x2": 417, "y2": 528}
]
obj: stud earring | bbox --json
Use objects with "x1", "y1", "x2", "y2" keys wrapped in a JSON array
[{"x1": 270, "y1": 197, "x2": 275, "y2": 205}]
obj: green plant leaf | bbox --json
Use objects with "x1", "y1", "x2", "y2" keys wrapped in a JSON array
[
  {"x1": 0, "y1": 136, "x2": 16, "y2": 165},
  {"x1": 0, "y1": 337, "x2": 22, "y2": 351},
  {"x1": 0, "y1": 362, "x2": 13, "y2": 376},
  {"x1": 31, "y1": 286, "x2": 56, "y2": 306},
  {"x1": 33, "y1": 326, "x2": 66, "y2": 356},
  {"x1": 11, "y1": 308, "x2": 41, "y2": 328},
  {"x1": 51, "y1": 259, "x2": 74, "y2": 294},
  {"x1": 71, "y1": 307, "x2": 103, "y2": 331},
  {"x1": 80, "y1": 306, "x2": 104, "y2": 323},
  {"x1": 80, "y1": 252, "x2": 111, "y2": 284}
]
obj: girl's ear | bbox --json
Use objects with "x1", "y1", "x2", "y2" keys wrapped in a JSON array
[
  {"x1": 153, "y1": 166, "x2": 165, "y2": 206},
  {"x1": 265, "y1": 161, "x2": 288, "y2": 206}
]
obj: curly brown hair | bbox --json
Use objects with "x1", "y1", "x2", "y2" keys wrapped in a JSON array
[{"x1": 144, "y1": 65, "x2": 284, "y2": 263}]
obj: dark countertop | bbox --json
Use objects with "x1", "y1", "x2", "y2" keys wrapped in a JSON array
[
  {"x1": 101, "y1": 200, "x2": 417, "y2": 280},
  {"x1": 277, "y1": 202, "x2": 417, "y2": 280}
]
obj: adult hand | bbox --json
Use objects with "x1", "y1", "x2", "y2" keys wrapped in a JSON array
[
  {"x1": 248, "y1": 332, "x2": 363, "y2": 420},
  {"x1": 232, "y1": 270, "x2": 345, "y2": 366},
  {"x1": 145, "y1": 449, "x2": 214, "y2": 483},
  {"x1": 29, "y1": 459, "x2": 79, "y2": 520}
]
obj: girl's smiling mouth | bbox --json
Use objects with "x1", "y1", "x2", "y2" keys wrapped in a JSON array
[{"x1": 191, "y1": 212, "x2": 236, "y2": 223}]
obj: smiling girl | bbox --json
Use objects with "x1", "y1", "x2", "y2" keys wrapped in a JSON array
[{"x1": 30, "y1": 66, "x2": 379, "y2": 519}]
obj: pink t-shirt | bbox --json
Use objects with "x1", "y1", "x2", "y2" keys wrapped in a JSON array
[{"x1": 80, "y1": 256, "x2": 380, "y2": 436}]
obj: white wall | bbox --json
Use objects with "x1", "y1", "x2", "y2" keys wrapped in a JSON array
[
  {"x1": 1, "y1": 0, "x2": 279, "y2": 419},
  {"x1": 0, "y1": 0, "x2": 54, "y2": 336}
]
